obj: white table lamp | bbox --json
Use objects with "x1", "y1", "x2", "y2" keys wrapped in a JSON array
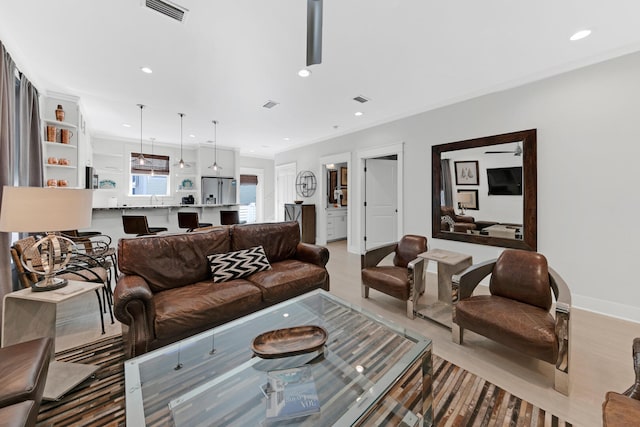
[
  {"x1": 0, "y1": 186, "x2": 93, "y2": 291},
  {"x1": 457, "y1": 192, "x2": 473, "y2": 214}
]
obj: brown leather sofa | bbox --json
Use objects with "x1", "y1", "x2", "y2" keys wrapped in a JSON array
[
  {"x1": 114, "y1": 221, "x2": 330, "y2": 357},
  {"x1": 440, "y1": 206, "x2": 477, "y2": 232},
  {"x1": 0, "y1": 337, "x2": 53, "y2": 427}
]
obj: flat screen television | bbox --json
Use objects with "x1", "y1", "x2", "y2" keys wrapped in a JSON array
[{"x1": 486, "y1": 166, "x2": 522, "y2": 195}]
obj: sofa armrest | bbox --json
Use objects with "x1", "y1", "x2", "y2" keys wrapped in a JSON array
[
  {"x1": 361, "y1": 242, "x2": 398, "y2": 269},
  {"x1": 114, "y1": 275, "x2": 156, "y2": 357},
  {"x1": 452, "y1": 259, "x2": 496, "y2": 302},
  {"x1": 295, "y1": 243, "x2": 329, "y2": 267}
]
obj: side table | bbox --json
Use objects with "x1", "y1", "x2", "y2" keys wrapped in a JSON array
[
  {"x1": 2, "y1": 280, "x2": 103, "y2": 400},
  {"x1": 414, "y1": 249, "x2": 472, "y2": 328}
]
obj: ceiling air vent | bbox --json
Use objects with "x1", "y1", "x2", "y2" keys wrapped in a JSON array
[
  {"x1": 144, "y1": 0, "x2": 188, "y2": 23},
  {"x1": 353, "y1": 95, "x2": 370, "y2": 103},
  {"x1": 263, "y1": 100, "x2": 280, "y2": 109}
]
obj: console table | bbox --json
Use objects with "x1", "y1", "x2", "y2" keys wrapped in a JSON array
[
  {"x1": 2, "y1": 280, "x2": 102, "y2": 400},
  {"x1": 415, "y1": 249, "x2": 472, "y2": 328}
]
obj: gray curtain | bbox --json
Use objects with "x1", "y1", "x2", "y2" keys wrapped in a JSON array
[
  {"x1": 441, "y1": 159, "x2": 453, "y2": 207},
  {"x1": 0, "y1": 41, "x2": 17, "y2": 339},
  {"x1": 19, "y1": 76, "x2": 43, "y2": 186}
]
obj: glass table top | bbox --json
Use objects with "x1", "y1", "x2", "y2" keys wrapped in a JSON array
[{"x1": 125, "y1": 290, "x2": 432, "y2": 426}]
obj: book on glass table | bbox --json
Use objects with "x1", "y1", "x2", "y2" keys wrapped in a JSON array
[{"x1": 263, "y1": 365, "x2": 320, "y2": 422}]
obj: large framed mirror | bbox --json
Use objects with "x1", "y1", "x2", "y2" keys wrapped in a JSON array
[{"x1": 432, "y1": 129, "x2": 537, "y2": 251}]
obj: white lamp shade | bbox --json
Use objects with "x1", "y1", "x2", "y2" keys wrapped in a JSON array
[
  {"x1": 457, "y1": 192, "x2": 473, "y2": 205},
  {"x1": 0, "y1": 186, "x2": 93, "y2": 232}
]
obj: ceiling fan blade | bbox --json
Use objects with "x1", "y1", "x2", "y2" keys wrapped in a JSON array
[{"x1": 307, "y1": 0, "x2": 323, "y2": 66}]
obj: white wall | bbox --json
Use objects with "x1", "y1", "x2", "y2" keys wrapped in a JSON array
[{"x1": 275, "y1": 50, "x2": 640, "y2": 322}]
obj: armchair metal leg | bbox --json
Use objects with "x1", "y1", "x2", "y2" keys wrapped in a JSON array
[
  {"x1": 361, "y1": 284, "x2": 369, "y2": 298},
  {"x1": 554, "y1": 367, "x2": 569, "y2": 395},
  {"x1": 406, "y1": 299, "x2": 415, "y2": 319},
  {"x1": 452, "y1": 323, "x2": 463, "y2": 344}
]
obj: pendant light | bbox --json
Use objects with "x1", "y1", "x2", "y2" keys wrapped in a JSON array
[
  {"x1": 179, "y1": 113, "x2": 185, "y2": 168},
  {"x1": 208, "y1": 120, "x2": 222, "y2": 172},
  {"x1": 172, "y1": 113, "x2": 192, "y2": 168},
  {"x1": 137, "y1": 104, "x2": 146, "y2": 165}
]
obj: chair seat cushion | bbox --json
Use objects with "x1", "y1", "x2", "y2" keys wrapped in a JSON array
[
  {"x1": 153, "y1": 279, "x2": 263, "y2": 340},
  {"x1": 0, "y1": 338, "x2": 52, "y2": 407},
  {"x1": 0, "y1": 400, "x2": 38, "y2": 427},
  {"x1": 362, "y1": 266, "x2": 410, "y2": 300},
  {"x1": 454, "y1": 295, "x2": 558, "y2": 363},
  {"x1": 603, "y1": 392, "x2": 640, "y2": 426},
  {"x1": 248, "y1": 260, "x2": 328, "y2": 303}
]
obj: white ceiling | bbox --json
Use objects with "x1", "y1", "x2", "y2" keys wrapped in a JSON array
[{"x1": 2, "y1": 1, "x2": 640, "y2": 158}]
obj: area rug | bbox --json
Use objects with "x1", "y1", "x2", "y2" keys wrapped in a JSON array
[{"x1": 37, "y1": 335, "x2": 572, "y2": 426}]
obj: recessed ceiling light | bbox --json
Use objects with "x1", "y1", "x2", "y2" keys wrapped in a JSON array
[
  {"x1": 189, "y1": 134, "x2": 196, "y2": 138},
  {"x1": 354, "y1": 111, "x2": 363, "y2": 116},
  {"x1": 140, "y1": 66, "x2": 153, "y2": 74},
  {"x1": 249, "y1": 149, "x2": 255, "y2": 153},
  {"x1": 122, "y1": 123, "x2": 131, "y2": 128},
  {"x1": 283, "y1": 137, "x2": 290, "y2": 141},
  {"x1": 570, "y1": 29, "x2": 591, "y2": 41},
  {"x1": 298, "y1": 69, "x2": 311, "y2": 77}
]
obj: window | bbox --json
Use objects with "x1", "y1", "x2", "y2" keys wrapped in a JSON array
[
  {"x1": 239, "y1": 174, "x2": 258, "y2": 223},
  {"x1": 130, "y1": 153, "x2": 170, "y2": 196}
]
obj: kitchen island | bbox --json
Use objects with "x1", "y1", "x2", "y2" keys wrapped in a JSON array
[{"x1": 89, "y1": 204, "x2": 238, "y2": 242}]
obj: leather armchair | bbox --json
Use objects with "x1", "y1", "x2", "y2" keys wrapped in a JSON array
[
  {"x1": 0, "y1": 337, "x2": 53, "y2": 427},
  {"x1": 451, "y1": 249, "x2": 571, "y2": 395},
  {"x1": 361, "y1": 235, "x2": 427, "y2": 318},
  {"x1": 440, "y1": 206, "x2": 476, "y2": 232},
  {"x1": 602, "y1": 338, "x2": 640, "y2": 426}
]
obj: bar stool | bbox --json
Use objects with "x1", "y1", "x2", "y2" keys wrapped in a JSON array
[
  {"x1": 177, "y1": 212, "x2": 212, "y2": 232},
  {"x1": 220, "y1": 210, "x2": 241, "y2": 225},
  {"x1": 122, "y1": 215, "x2": 168, "y2": 236}
]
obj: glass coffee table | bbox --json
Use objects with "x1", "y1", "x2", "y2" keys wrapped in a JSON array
[{"x1": 125, "y1": 290, "x2": 433, "y2": 426}]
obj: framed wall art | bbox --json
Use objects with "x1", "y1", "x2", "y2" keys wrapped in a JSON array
[
  {"x1": 454, "y1": 160, "x2": 479, "y2": 185},
  {"x1": 456, "y1": 189, "x2": 479, "y2": 210}
]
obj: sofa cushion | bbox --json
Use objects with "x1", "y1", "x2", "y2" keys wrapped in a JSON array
[
  {"x1": 118, "y1": 228, "x2": 230, "y2": 293},
  {"x1": 153, "y1": 279, "x2": 263, "y2": 340},
  {"x1": 231, "y1": 222, "x2": 300, "y2": 263},
  {"x1": 207, "y1": 246, "x2": 271, "y2": 283},
  {"x1": 454, "y1": 294, "x2": 558, "y2": 363},
  {"x1": 247, "y1": 259, "x2": 328, "y2": 303}
]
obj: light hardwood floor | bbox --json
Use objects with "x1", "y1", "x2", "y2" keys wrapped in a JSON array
[{"x1": 52, "y1": 240, "x2": 637, "y2": 426}]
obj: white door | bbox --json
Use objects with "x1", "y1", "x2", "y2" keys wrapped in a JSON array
[
  {"x1": 365, "y1": 158, "x2": 398, "y2": 250},
  {"x1": 275, "y1": 163, "x2": 297, "y2": 222}
]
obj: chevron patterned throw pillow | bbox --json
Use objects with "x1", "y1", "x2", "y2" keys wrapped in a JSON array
[{"x1": 207, "y1": 246, "x2": 272, "y2": 283}]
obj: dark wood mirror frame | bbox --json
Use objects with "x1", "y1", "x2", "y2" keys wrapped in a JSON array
[{"x1": 432, "y1": 129, "x2": 537, "y2": 251}]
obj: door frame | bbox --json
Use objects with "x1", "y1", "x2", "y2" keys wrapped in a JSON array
[
  {"x1": 356, "y1": 143, "x2": 404, "y2": 254},
  {"x1": 317, "y1": 152, "x2": 351, "y2": 246},
  {"x1": 275, "y1": 162, "x2": 296, "y2": 222},
  {"x1": 239, "y1": 167, "x2": 264, "y2": 223}
]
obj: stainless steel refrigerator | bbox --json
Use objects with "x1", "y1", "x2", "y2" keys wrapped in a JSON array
[{"x1": 201, "y1": 177, "x2": 237, "y2": 205}]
